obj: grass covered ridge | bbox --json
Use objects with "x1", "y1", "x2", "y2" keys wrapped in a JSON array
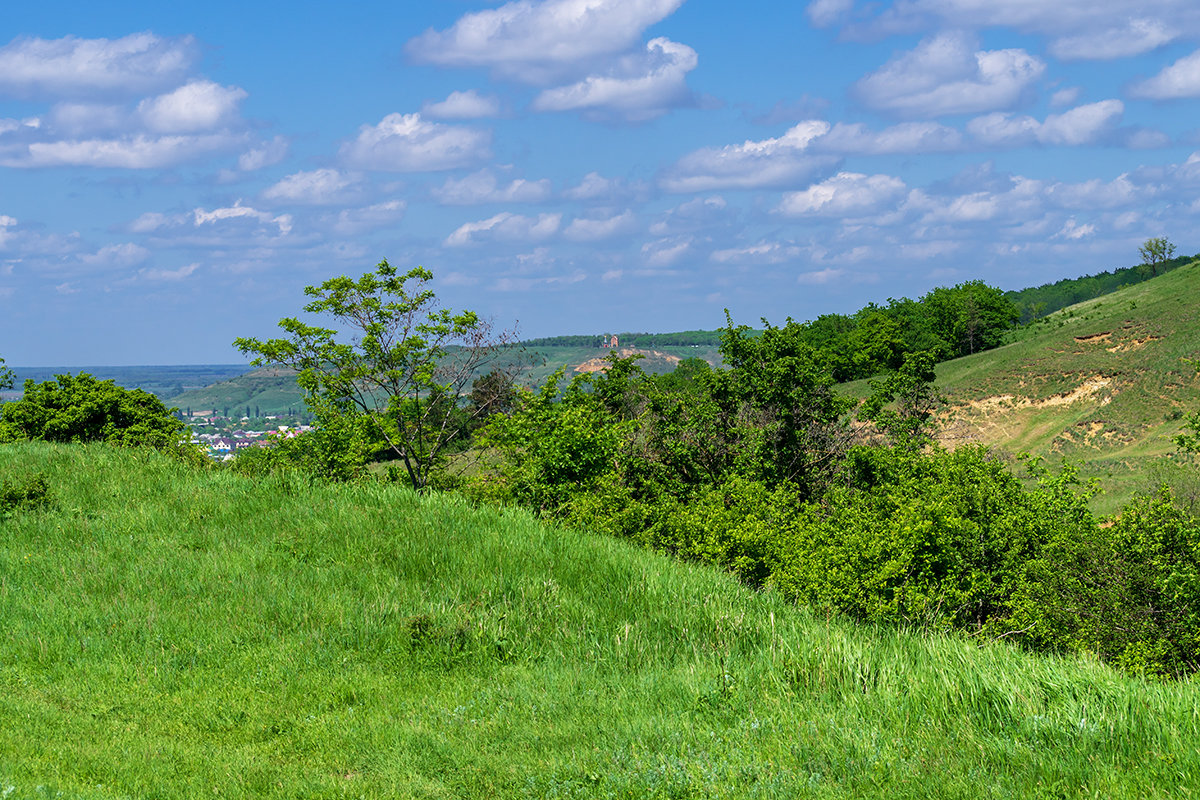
[
  {"x1": 3, "y1": 442, "x2": 1200, "y2": 798},
  {"x1": 927, "y1": 259, "x2": 1200, "y2": 513}
]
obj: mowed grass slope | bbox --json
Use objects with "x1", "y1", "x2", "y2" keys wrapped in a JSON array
[
  {"x1": 3, "y1": 443, "x2": 1200, "y2": 798},
  {"x1": 931, "y1": 260, "x2": 1200, "y2": 512}
]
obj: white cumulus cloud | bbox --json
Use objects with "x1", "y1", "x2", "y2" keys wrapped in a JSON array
[
  {"x1": 1054, "y1": 219, "x2": 1096, "y2": 239},
  {"x1": 262, "y1": 169, "x2": 361, "y2": 205},
  {"x1": 1050, "y1": 18, "x2": 1176, "y2": 60},
  {"x1": 778, "y1": 172, "x2": 908, "y2": 217},
  {"x1": 814, "y1": 121, "x2": 964, "y2": 154},
  {"x1": 444, "y1": 211, "x2": 562, "y2": 246},
  {"x1": 340, "y1": 113, "x2": 491, "y2": 172},
  {"x1": 711, "y1": 240, "x2": 802, "y2": 264},
  {"x1": 422, "y1": 90, "x2": 502, "y2": 120},
  {"x1": 192, "y1": 203, "x2": 293, "y2": 236},
  {"x1": 531, "y1": 37, "x2": 697, "y2": 121},
  {"x1": 0, "y1": 33, "x2": 197, "y2": 98},
  {"x1": 967, "y1": 100, "x2": 1124, "y2": 147},
  {"x1": 840, "y1": 1, "x2": 1200, "y2": 62},
  {"x1": 2, "y1": 132, "x2": 245, "y2": 168},
  {"x1": 855, "y1": 32, "x2": 1044, "y2": 117},
  {"x1": 640, "y1": 236, "x2": 692, "y2": 266},
  {"x1": 406, "y1": 0, "x2": 686, "y2": 83},
  {"x1": 661, "y1": 120, "x2": 837, "y2": 192},
  {"x1": 1130, "y1": 49, "x2": 1200, "y2": 99},
  {"x1": 563, "y1": 210, "x2": 638, "y2": 241},
  {"x1": 137, "y1": 80, "x2": 247, "y2": 133},
  {"x1": 432, "y1": 169, "x2": 552, "y2": 204}
]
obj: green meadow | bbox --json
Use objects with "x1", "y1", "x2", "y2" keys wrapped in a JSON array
[{"x1": 3, "y1": 442, "x2": 1199, "y2": 798}]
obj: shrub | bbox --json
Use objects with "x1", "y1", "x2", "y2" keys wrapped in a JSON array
[
  {"x1": 0, "y1": 373, "x2": 186, "y2": 451},
  {"x1": 769, "y1": 447, "x2": 1096, "y2": 635}
]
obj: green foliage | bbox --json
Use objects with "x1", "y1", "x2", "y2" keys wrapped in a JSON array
[
  {"x1": 0, "y1": 372, "x2": 187, "y2": 451},
  {"x1": 859, "y1": 350, "x2": 943, "y2": 450},
  {"x1": 1009, "y1": 487, "x2": 1200, "y2": 678},
  {"x1": 0, "y1": 355, "x2": 12, "y2": 392},
  {"x1": 770, "y1": 448, "x2": 1092, "y2": 635},
  {"x1": 1139, "y1": 236, "x2": 1177, "y2": 277},
  {"x1": 716, "y1": 314, "x2": 854, "y2": 489},
  {"x1": 477, "y1": 368, "x2": 623, "y2": 512},
  {"x1": 1177, "y1": 411, "x2": 1200, "y2": 456},
  {"x1": 922, "y1": 280, "x2": 1021, "y2": 357},
  {"x1": 235, "y1": 260, "x2": 517, "y2": 489},
  {"x1": 230, "y1": 415, "x2": 382, "y2": 482},
  {"x1": 0, "y1": 471, "x2": 50, "y2": 517}
]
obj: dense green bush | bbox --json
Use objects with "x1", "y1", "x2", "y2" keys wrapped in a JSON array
[
  {"x1": 770, "y1": 448, "x2": 1095, "y2": 634},
  {"x1": 1009, "y1": 488, "x2": 1200, "y2": 678},
  {"x1": 0, "y1": 373, "x2": 189, "y2": 452}
]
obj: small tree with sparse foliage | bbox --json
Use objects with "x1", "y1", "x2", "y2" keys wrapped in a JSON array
[
  {"x1": 1139, "y1": 237, "x2": 1177, "y2": 277},
  {"x1": 235, "y1": 260, "x2": 520, "y2": 489}
]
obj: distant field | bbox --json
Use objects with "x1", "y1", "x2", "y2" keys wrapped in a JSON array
[{"x1": 4, "y1": 441, "x2": 1199, "y2": 798}]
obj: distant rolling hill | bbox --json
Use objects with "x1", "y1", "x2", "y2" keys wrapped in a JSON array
[
  {"x1": 168, "y1": 342, "x2": 723, "y2": 417},
  {"x1": 170, "y1": 366, "x2": 306, "y2": 417},
  {"x1": 929, "y1": 258, "x2": 1200, "y2": 513},
  {"x1": 1, "y1": 364, "x2": 253, "y2": 404}
]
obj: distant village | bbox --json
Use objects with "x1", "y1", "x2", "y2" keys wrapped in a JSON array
[{"x1": 187, "y1": 413, "x2": 313, "y2": 460}]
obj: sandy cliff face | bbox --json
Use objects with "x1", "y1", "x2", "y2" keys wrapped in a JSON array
[{"x1": 572, "y1": 347, "x2": 682, "y2": 374}]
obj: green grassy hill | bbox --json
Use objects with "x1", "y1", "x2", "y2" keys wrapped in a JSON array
[
  {"x1": 3, "y1": 442, "x2": 1199, "y2": 798},
  {"x1": 171, "y1": 366, "x2": 306, "y2": 417},
  {"x1": 929, "y1": 259, "x2": 1200, "y2": 513},
  {"x1": 168, "y1": 345, "x2": 722, "y2": 416}
]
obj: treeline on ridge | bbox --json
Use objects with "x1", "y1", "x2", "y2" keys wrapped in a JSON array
[
  {"x1": 526, "y1": 279, "x2": 1021, "y2": 384},
  {"x1": 1005, "y1": 251, "x2": 1197, "y2": 323}
]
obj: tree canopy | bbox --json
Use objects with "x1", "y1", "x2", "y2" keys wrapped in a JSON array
[
  {"x1": 0, "y1": 373, "x2": 186, "y2": 449},
  {"x1": 1140, "y1": 236, "x2": 1177, "y2": 277},
  {"x1": 235, "y1": 260, "x2": 518, "y2": 489}
]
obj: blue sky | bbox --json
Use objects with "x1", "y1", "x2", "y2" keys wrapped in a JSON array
[{"x1": 2, "y1": 0, "x2": 1199, "y2": 365}]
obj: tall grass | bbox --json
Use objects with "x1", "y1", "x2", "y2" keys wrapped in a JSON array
[{"x1": 2, "y1": 442, "x2": 1198, "y2": 798}]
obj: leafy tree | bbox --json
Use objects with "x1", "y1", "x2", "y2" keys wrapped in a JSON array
[
  {"x1": 234, "y1": 260, "x2": 518, "y2": 489},
  {"x1": 1140, "y1": 236, "x2": 1177, "y2": 277},
  {"x1": 859, "y1": 350, "x2": 943, "y2": 450},
  {"x1": 477, "y1": 368, "x2": 622, "y2": 512},
  {"x1": 715, "y1": 313, "x2": 854, "y2": 491},
  {"x1": 922, "y1": 281, "x2": 1019, "y2": 357},
  {"x1": 468, "y1": 369, "x2": 518, "y2": 421},
  {"x1": 0, "y1": 355, "x2": 12, "y2": 392},
  {"x1": 0, "y1": 373, "x2": 187, "y2": 450}
]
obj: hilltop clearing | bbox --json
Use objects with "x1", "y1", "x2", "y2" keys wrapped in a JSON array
[{"x1": 3, "y1": 441, "x2": 1200, "y2": 798}]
